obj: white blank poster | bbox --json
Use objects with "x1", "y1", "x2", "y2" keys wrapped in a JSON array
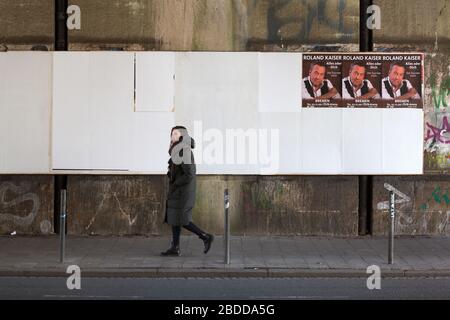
[
  {"x1": 131, "y1": 112, "x2": 175, "y2": 172},
  {"x1": 258, "y1": 112, "x2": 301, "y2": 174},
  {"x1": 258, "y1": 53, "x2": 302, "y2": 113},
  {"x1": 52, "y1": 53, "x2": 90, "y2": 169},
  {"x1": 174, "y1": 52, "x2": 260, "y2": 174},
  {"x1": 301, "y1": 108, "x2": 343, "y2": 174},
  {"x1": 342, "y1": 109, "x2": 383, "y2": 174},
  {"x1": 0, "y1": 52, "x2": 52, "y2": 173},
  {"x1": 383, "y1": 109, "x2": 423, "y2": 174},
  {"x1": 135, "y1": 52, "x2": 175, "y2": 112},
  {"x1": 52, "y1": 52, "x2": 134, "y2": 170}
]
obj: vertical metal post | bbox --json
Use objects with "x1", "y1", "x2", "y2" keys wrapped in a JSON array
[
  {"x1": 55, "y1": 0, "x2": 68, "y2": 51},
  {"x1": 388, "y1": 191, "x2": 395, "y2": 264},
  {"x1": 224, "y1": 189, "x2": 230, "y2": 264},
  {"x1": 359, "y1": 0, "x2": 374, "y2": 52},
  {"x1": 358, "y1": 0, "x2": 374, "y2": 236},
  {"x1": 358, "y1": 176, "x2": 368, "y2": 235},
  {"x1": 60, "y1": 189, "x2": 67, "y2": 263},
  {"x1": 54, "y1": 0, "x2": 68, "y2": 236}
]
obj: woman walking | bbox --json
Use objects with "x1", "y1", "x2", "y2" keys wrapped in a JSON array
[{"x1": 161, "y1": 126, "x2": 214, "y2": 256}]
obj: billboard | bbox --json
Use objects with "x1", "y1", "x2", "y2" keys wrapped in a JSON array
[{"x1": 0, "y1": 51, "x2": 424, "y2": 175}]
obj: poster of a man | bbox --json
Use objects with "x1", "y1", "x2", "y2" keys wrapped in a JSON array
[
  {"x1": 301, "y1": 53, "x2": 422, "y2": 108},
  {"x1": 342, "y1": 62, "x2": 380, "y2": 100},
  {"x1": 301, "y1": 54, "x2": 343, "y2": 107},
  {"x1": 381, "y1": 62, "x2": 420, "y2": 100},
  {"x1": 302, "y1": 62, "x2": 340, "y2": 100}
]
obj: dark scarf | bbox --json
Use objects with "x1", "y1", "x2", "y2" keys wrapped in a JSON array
[
  {"x1": 168, "y1": 135, "x2": 194, "y2": 157},
  {"x1": 167, "y1": 140, "x2": 181, "y2": 183}
]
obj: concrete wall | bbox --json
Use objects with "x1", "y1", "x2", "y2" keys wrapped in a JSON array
[
  {"x1": 67, "y1": 175, "x2": 167, "y2": 235},
  {"x1": 369, "y1": 0, "x2": 450, "y2": 235},
  {"x1": 374, "y1": 0, "x2": 450, "y2": 47},
  {"x1": 372, "y1": 175, "x2": 450, "y2": 236},
  {"x1": 66, "y1": 0, "x2": 359, "y2": 51},
  {"x1": 67, "y1": 175, "x2": 358, "y2": 236},
  {"x1": 419, "y1": 52, "x2": 449, "y2": 173},
  {"x1": 0, "y1": 0, "x2": 449, "y2": 236},
  {"x1": 0, "y1": 0, "x2": 54, "y2": 50}
]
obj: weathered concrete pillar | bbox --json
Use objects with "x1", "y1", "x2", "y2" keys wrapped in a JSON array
[{"x1": 0, "y1": 0, "x2": 54, "y2": 50}]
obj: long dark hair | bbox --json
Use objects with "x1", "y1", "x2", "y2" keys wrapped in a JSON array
[
  {"x1": 169, "y1": 125, "x2": 188, "y2": 155},
  {"x1": 171, "y1": 125, "x2": 187, "y2": 135}
]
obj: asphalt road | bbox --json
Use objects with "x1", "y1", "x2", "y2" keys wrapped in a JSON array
[{"x1": 1, "y1": 276, "x2": 450, "y2": 300}]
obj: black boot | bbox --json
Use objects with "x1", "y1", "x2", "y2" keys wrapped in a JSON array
[
  {"x1": 161, "y1": 243, "x2": 180, "y2": 256},
  {"x1": 203, "y1": 234, "x2": 214, "y2": 254}
]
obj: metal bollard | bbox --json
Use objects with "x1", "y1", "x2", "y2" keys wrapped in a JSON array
[
  {"x1": 60, "y1": 189, "x2": 67, "y2": 263},
  {"x1": 388, "y1": 190, "x2": 395, "y2": 264},
  {"x1": 224, "y1": 189, "x2": 230, "y2": 264}
]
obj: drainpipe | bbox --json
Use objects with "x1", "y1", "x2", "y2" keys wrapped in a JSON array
[
  {"x1": 358, "y1": 0, "x2": 373, "y2": 235},
  {"x1": 54, "y1": 0, "x2": 68, "y2": 234}
]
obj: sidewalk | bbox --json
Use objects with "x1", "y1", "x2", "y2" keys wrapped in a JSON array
[{"x1": 1, "y1": 235, "x2": 450, "y2": 278}]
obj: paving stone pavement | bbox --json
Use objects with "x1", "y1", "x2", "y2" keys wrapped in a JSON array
[{"x1": 0, "y1": 235, "x2": 449, "y2": 277}]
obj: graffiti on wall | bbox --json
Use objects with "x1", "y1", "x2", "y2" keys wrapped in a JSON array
[
  {"x1": 85, "y1": 191, "x2": 138, "y2": 232},
  {"x1": 377, "y1": 184, "x2": 416, "y2": 230},
  {"x1": 420, "y1": 185, "x2": 450, "y2": 210},
  {"x1": 244, "y1": 0, "x2": 356, "y2": 49},
  {"x1": 265, "y1": 0, "x2": 353, "y2": 44},
  {"x1": 377, "y1": 184, "x2": 411, "y2": 210},
  {"x1": 430, "y1": 73, "x2": 450, "y2": 109},
  {"x1": 424, "y1": 62, "x2": 450, "y2": 170},
  {"x1": 242, "y1": 182, "x2": 284, "y2": 211},
  {"x1": 425, "y1": 112, "x2": 450, "y2": 168},
  {"x1": 0, "y1": 181, "x2": 40, "y2": 227},
  {"x1": 419, "y1": 185, "x2": 450, "y2": 234}
]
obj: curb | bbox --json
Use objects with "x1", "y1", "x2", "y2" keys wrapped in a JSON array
[{"x1": 1, "y1": 268, "x2": 450, "y2": 278}]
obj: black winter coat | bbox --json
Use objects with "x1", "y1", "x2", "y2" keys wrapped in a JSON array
[{"x1": 164, "y1": 136, "x2": 197, "y2": 226}]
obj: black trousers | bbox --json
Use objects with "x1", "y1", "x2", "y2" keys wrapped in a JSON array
[{"x1": 172, "y1": 222, "x2": 208, "y2": 246}]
